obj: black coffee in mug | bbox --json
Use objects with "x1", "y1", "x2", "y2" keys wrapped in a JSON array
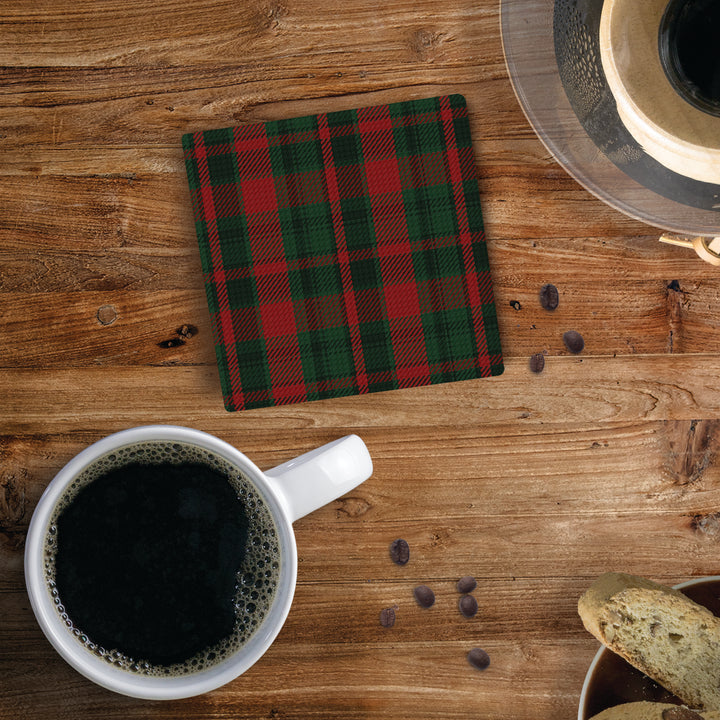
[{"x1": 44, "y1": 442, "x2": 281, "y2": 676}]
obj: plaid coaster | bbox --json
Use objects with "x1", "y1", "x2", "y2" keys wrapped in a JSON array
[{"x1": 182, "y1": 94, "x2": 503, "y2": 411}]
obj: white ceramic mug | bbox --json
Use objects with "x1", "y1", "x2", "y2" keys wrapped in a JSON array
[{"x1": 24, "y1": 425, "x2": 373, "y2": 700}]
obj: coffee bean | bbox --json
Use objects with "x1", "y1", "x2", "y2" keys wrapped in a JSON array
[
  {"x1": 459, "y1": 594, "x2": 478, "y2": 618},
  {"x1": 389, "y1": 538, "x2": 410, "y2": 565},
  {"x1": 413, "y1": 585, "x2": 435, "y2": 608},
  {"x1": 379, "y1": 607, "x2": 396, "y2": 628},
  {"x1": 509, "y1": 300, "x2": 522, "y2": 311},
  {"x1": 539, "y1": 283, "x2": 559, "y2": 311},
  {"x1": 529, "y1": 353, "x2": 545, "y2": 374},
  {"x1": 563, "y1": 330, "x2": 585, "y2": 354},
  {"x1": 467, "y1": 647, "x2": 491, "y2": 670},
  {"x1": 456, "y1": 575, "x2": 477, "y2": 594}
]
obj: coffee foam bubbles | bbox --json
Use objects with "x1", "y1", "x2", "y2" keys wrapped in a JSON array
[{"x1": 43, "y1": 440, "x2": 281, "y2": 677}]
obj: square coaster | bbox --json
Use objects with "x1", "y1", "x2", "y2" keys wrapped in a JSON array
[{"x1": 182, "y1": 94, "x2": 503, "y2": 411}]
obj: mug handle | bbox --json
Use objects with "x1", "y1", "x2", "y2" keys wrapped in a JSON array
[{"x1": 264, "y1": 435, "x2": 373, "y2": 523}]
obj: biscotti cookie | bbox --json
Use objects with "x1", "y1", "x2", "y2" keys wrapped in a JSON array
[
  {"x1": 589, "y1": 701, "x2": 720, "y2": 720},
  {"x1": 579, "y1": 573, "x2": 720, "y2": 712}
]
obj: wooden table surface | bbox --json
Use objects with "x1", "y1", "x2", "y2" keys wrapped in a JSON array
[{"x1": 2, "y1": 0, "x2": 720, "y2": 718}]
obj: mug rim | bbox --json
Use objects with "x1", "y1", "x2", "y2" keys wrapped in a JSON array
[
  {"x1": 24, "y1": 425, "x2": 299, "y2": 700},
  {"x1": 577, "y1": 574, "x2": 720, "y2": 720}
]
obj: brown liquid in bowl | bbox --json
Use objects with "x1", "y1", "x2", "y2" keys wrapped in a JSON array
[{"x1": 581, "y1": 579, "x2": 720, "y2": 719}]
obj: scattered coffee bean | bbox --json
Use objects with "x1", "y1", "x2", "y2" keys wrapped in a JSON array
[
  {"x1": 563, "y1": 330, "x2": 585, "y2": 354},
  {"x1": 413, "y1": 585, "x2": 435, "y2": 608},
  {"x1": 457, "y1": 575, "x2": 477, "y2": 594},
  {"x1": 389, "y1": 538, "x2": 410, "y2": 565},
  {"x1": 459, "y1": 594, "x2": 478, "y2": 618},
  {"x1": 379, "y1": 606, "x2": 396, "y2": 628},
  {"x1": 467, "y1": 647, "x2": 491, "y2": 671},
  {"x1": 509, "y1": 300, "x2": 522, "y2": 311},
  {"x1": 539, "y1": 283, "x2": 559, "y2": 311},
  {"x1": 529, "y1": 352, "x2": 545, "y2": 374}
]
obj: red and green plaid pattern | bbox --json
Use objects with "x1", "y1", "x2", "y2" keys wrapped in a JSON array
[{"x1": 182, "y1": 94, "x2": 503, "y2": 411}]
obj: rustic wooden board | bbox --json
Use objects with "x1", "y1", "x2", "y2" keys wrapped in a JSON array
[{"x1": 2, "y1": 0, "x2": 720, "y2": 717}]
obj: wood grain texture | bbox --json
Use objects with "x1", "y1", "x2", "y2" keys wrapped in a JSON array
[{"x1": 2, "y1": 0, "x2": 720, "y2": 717}]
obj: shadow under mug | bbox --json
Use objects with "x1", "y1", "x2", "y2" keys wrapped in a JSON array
[{"x1": 24, "y1": 425, "x2": 373, "y2": 700}]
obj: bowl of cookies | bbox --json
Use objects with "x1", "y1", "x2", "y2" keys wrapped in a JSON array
[{"x1": 578, "y1": 572, "x2": 720, "y2": 720}]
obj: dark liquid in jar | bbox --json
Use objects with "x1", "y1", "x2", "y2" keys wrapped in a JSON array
[
  {"x1": 660, "y1": 0, "x2": 720, "y2": 116},
  {"x1": 581, "y1": 579, "x2": 720, "y2": 718}
]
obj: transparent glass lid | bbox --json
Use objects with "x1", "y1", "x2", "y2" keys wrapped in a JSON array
[{"x1": 500, "y1": 0, "x2": 720, "y2": 237}]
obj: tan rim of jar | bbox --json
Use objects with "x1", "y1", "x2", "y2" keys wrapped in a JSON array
[{"x1": 599, "y1": 0, "x2": 720, "y2": 185}]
